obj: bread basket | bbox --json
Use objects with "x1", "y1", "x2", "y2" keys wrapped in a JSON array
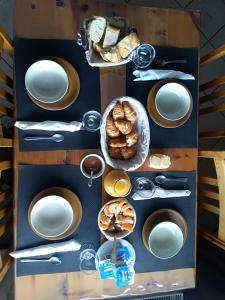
[
  {"x1": 100, "y1": 96, "x2": 150, "y2": 171},
  {"x1": 77, "y1": 17, "x2": 133, "y2": 67}
]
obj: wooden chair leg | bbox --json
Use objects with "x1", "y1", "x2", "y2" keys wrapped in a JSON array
[
  {"x1": 199, "y1": 131, "x2": 225, "y2": 139},
  {"x1": 200, "y1": 44, "x2": 225, "y2": 66}
]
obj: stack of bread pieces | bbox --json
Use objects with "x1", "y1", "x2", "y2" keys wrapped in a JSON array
[
  {"x1": 106, "y1": 101, "x2": 139, "y2": 160},
  {"x1": 88, "y1": 16, "x2": 140, "y2": 63}
]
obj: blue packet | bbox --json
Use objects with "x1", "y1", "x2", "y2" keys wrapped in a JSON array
[
  {"x1": 98, "y1": 259, "x2": 114, "y2": 280},
  {"x1": 113, "y1": 264, "x2": 135, "y2": 288}
]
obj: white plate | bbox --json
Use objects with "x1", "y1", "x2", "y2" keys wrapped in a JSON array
[
  {"x1": 30, "y1": 195, "x2": 74, "y2": 238},
  {"x1": 100, "y1": 96, "x2": 150, "y2": 171},
  {"x1": 25, "y1": 60, "x2": 69, "y2": 103}
]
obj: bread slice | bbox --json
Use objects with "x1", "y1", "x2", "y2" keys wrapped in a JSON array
[
  {"x1": 93, "y1": 42, "x2": 103, "y2": 54},
  {"x1": 100, "y1": 46, "x2": 122, "y2": 63},
  {"x1": 103, "y1": 24, "x2": 120, "y2": 48},
  {"x1": 117, "y1": 32, "x2": 140, "y2": 58},
  {"x1": 88, "y1": 17, "x2": 106, "y2": 43}
]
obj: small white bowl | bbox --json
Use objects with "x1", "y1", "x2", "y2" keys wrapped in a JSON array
[
  {"x1": 148, "y1": 221, "x2": 184, "y2": 259},
  {"x1": 30, "y1": 195, "x2": 74, "y2": 238},
  {"x1": 25, "y1": 60, "x2": 69, "y2": 103},
  {"x1": 155, "y1": 82, "x2": 191, "y2": 121},
  {"x1": 80, "y1": 154, "x2": 105, "y2": 179},
  {"x1": 98, "y1": 199, "x2": 136, "y2": 240}
]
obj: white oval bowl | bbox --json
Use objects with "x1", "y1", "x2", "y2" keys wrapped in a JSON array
[
  {"x1": 148, "y1": 221, "x2": 184, "y2": 259},
  {"x1": 100, "y1": 96, "x2": 150, "y2": 171},
  {"x1": 30, "y1": 195, "x2": 74, "y2": 238},
  {"x1": 25, "y1": 60, "x2": 69, "y2": 103},
  {"x1": 155, "y1": 82, "x2": 191, "y2": 121}
]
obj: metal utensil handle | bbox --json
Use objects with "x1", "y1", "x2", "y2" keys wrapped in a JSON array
[
  {"x1": 24, "y1": 136, "x2": 52, "y2": 141},
  {"x1": 167, "y1": 177, "x2": 188, "y2": 182},
  {"x1": 20, "y1": 258, "x2": 49, "y2": 262},
  {"x1": 166, "y1": 59, "x2": 187, "y2": 64}
]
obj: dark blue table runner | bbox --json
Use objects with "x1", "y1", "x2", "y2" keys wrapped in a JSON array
[
  {"x1": 15, "y1": 38, "x2": 101, "y2": 151},
  {"x1": 126, "y1": 46, "x2": 198, "y2": 148},
  {"x1": 17, "y1": 165, "x2": 195, "y2": 277}
]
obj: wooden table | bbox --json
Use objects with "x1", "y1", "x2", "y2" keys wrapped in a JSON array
[{"x1": 14, "y1": 1, "x2": 200, "y2": 299}]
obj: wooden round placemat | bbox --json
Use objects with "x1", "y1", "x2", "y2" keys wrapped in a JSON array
[
  {"x1": 147, "y1": 80, "x2": 193, "y2": 128},
  {"x1": 27, "y1": 57, "x2": 80, "y2": 111},
  {"x1": 28, "y1": 187, "x2": 82, "y2": 240},
  {"x1": 142, "y1": 208, "x2": 188, "y2": 252}
]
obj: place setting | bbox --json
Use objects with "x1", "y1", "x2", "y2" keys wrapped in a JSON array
[{"x1": 12, "y1": 11, "x2": 198, "y2": 293}]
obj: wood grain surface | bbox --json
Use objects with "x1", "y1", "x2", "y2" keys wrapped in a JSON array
[{"x1": 14, "y1": 1, "x2": 199, "y2": 299}]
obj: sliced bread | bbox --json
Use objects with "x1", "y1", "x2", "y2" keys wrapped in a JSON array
[
  {"x1": 103, "y1": 24, "x2": 120, "y2": 48},
  {"x1": 88, "y1": 17, "x2": 106, "y2": 43},
  {"x1": 117, "y1": 32, "x2": 140, "y2": 58}
]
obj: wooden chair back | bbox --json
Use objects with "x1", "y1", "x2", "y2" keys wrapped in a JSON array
[
  {"x1": 199, "y1": 45, "x2": 225, "y2": 141},
  {"x1": 198, "y1": 151, "x2": 225, "y2": 250},
  {"x1": 0, "y1": 26, "x2": 13, "y2": 283}
]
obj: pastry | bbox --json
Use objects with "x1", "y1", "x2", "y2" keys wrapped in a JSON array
[
  {"x1": 106, "y1": 115, "x2": 120, "y2": 138},
  {"x1": 112, "y1": 102, "x2": 125, "y2": 120},
  {"x1": 88, "y1": 17, "x2": 106, "y2": 43},
  {"x1": 100, "y1": 212, "x2": 111, "y2": 225},
  {"x1": 117, "y1": 32, "x2": 140, "y2": 58},
  {"x1": 121, "y1": 146, "x2": 137, "y2": 160},
  {"x1": 99, "y1": 222, "x2": 109, "y2": 230},
  {"x1": 114, "y1": 120, "x2": 133, "y2": 135},
  {"x1": 121, "y1": 223, "x2": 134, "y2": 232},
  {"x1": 126, "y1": 130, "x2": 138, "y2": 147},
  {"x1": 100, "y1": 46, "x2": 121, "y2": 63},
  {"x1": 103, "y1": 24, "x2": 120, "y2": 48},
  {"x1": 109, "y1": 147, "x2": 122, "y2": 159},
  {"x1": 123, "y1": 208, "x2": 135, "y2": 217},
  {"x1": 123, "y1": 101, "x2": 137, "y2": 124},
  {"x1": 108, "y1": 138, "x2": 127, "y2": 148}
]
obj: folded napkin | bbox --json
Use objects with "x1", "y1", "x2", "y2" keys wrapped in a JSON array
[
  {"x1": 10, "y1": 239, "x2": 81, "y2": 259},
  {"x1": 15, "y1": 121, "x2": 82, "y2": 132},
  {"x1": 133, "y1": 69, "x2": 195, "y2": 81},
  {"x1": 132, "y1": 186, "x2": 191, "y2": 200}
]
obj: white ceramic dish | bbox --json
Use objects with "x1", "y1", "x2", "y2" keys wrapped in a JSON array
[
  {"x1": 100, "y1": 96, "x2": 150, "y2": 171},
  {"x1": 95, "y1": 239, "x2": 136, "y2": 268},
  {"x1": 30, "y1": 195, "x2": 74, "y2": 238},
  {"x1": 98, "y1": 199, "x2": 136, "y2": 240},
  {"x1": 25, "y1": 60, "x2": 69, "y2": 103},
  {"x1": 155, "y1": 82, "x2": 191, "y2": 121},
  {"x1": 148, "y1": 221, "x2": 184, "y2": 259},
  {"x1": 80, "y1": 154, "x2": 105, "y2": 179}
]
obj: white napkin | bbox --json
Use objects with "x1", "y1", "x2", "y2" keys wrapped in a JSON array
[
  {"x1": 132, "y1": 186, "x2": 191, "y2": 200},
  {"x1": 10, "y1": 239, "x2": 81, "y2": 259},
  {"x1": 133, "y1": 69, "x2": 195, "y2": 81},
  {"x1": 15, "y1": 121, "x2": 82, "y2": 132}
]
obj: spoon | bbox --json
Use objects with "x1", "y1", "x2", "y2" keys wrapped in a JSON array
[
  {"x1": 111, "y1": 235, "x2": 117, "y2": 265},
  {"x1": 156, "y1": 59, "x2": 187, "y2": 67},
  {"x1": 24, "y1": 134, "x2": 64, "y2": 143},
  {"x1": 88, "y1": 168, "x2": 94, "y2": 188},
  {"x1": 155, "y1": 175, "x2": 188, "y2": 184},
  {"x1": 20, "y1": 256, "x2": 61, "y2": 265}
]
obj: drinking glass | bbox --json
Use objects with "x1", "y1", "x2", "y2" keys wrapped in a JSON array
[
  {"x1": 79, "y1": 243, "x2": 98, "y2": 274},
  {"x1": 82, "y1": 111, "x2": 102, "y2": 132},
  {"x1": 133, "y1": 177, "x2": 155, "y2": 198},
  {"x1": 131, "y1": 44, "x2": 156, "y2": 69}
]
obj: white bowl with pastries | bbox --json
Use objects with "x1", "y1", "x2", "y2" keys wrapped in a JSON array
[
  {"x1": 100, "y1": 96, "x2": 150, "y2": 171},
  {"x1": 79, "y1": 16, "x2": 140, "y2": 67},
  {"x1": 98, "y1": 198, "x2": 136, "y2": 240}
]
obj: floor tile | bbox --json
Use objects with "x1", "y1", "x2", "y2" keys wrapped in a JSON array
[
  {"x1": 209, "y1": 24, "x2": 225, "y2": 50},
  {"x1": 187, "y1": 0, "x2": 225, "y2": 39},
  {"x1": 176, "y1": 0, "x2": 195, "y2": 8}
]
